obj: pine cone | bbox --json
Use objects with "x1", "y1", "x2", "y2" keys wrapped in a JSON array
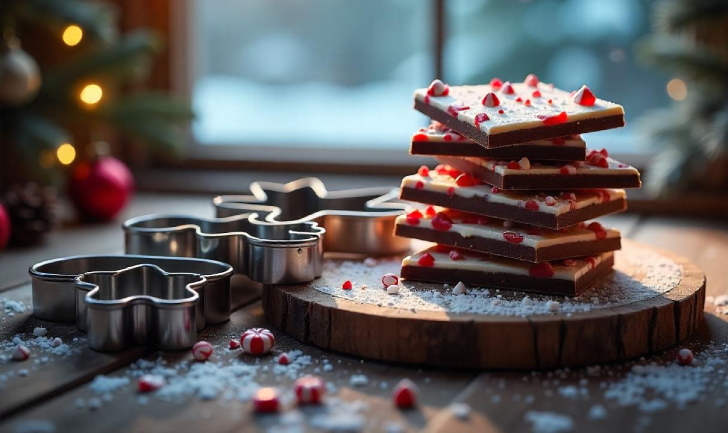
[{"x1": 2, "y1": 183, "x2": 59, "y2": 246}]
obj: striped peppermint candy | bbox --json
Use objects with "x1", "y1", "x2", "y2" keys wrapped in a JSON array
[
  {"x1": 294, "y1": 375, "x2": 326, "y2": 405},
  {"x1": 12, "y1": 345, "x2": 30, "y2": 361},
  {"x1": 192, "y1": 341, "x2": 213, "y2": 361},
  {"x1": 241, "y1": 328, "x2": 275, "y2": 355}
]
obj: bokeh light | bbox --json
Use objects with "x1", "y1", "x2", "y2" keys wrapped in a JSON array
[
  {"x1": 80, "y1": 84, "x2": 103, "y2": 105},
  {"x1": 62, "y1": 25, "x2": 83, "y2": 46},
  {"x1": 666, "y1": 78, "x2": 687, "y2": 101},
  {"x1": 57, "y1": 143, "x2": 76, "y2": 165}
]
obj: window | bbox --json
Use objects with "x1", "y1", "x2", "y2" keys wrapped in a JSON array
[{"x1": 178, "y1": 0, "x2": 667, "y2": 165}]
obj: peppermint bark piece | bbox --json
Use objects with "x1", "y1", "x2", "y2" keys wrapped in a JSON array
[
  {"x1": 399, "y1": 170, "x2": 627, "y2": 230},
  {"x1": 414, "y1": 76, "x2": 625, "y2": 148},
  {"x1": 410, "y1": 122, "x2": 587, "y2": 161},
  {"x1": 437, "y1": 149, "x2": 641, "y2": 190},
  {"x1": 401, "y1": 246, "x2": 614, "y2": 296},
  {"x1": 395, "y1": 207, "x2": 621, "y2": 263}
]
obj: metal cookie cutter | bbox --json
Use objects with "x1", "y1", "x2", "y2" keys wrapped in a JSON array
[
  {"x1": 30, "y1": 255, "x2": 234, "y2": 331},
  {"x1": 75, "y1": 264, "x2": 203, "y2": 351},
  {"x1": 213, "y1": 178, "x2": 411, "y2": 256},
  {"x1": 124, "y1": 213, "x2": 325, "y2": 284}
]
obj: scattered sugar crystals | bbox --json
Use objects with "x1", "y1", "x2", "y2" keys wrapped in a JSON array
[
  {"x1": 1, "y1": 298, "x2": 27, "y2": 316},
  {"x1": 306, "y1": 245, "x2": 682, "y2": 317},
  {"x1": 525, "y1": 411, "x2": 574, "y2": 433}
]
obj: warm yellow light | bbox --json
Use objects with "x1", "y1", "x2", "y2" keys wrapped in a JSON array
[
  {"x1": 80, "y1": 84, "x2": 103, "y2": 105},
  {"x1": 62, "y1": 25, "x2": 84, "y2": 46},
  {"x1": 57, "y1": 143, "x2": 76, "y2": 165},
  {"x1": 666, "y1": 78, "x2": 687, "y2": 101}
]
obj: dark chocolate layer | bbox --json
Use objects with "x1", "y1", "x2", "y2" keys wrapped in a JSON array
[
  {"x1": 410, "y1": 140, "x2": 586, "y2": 161},
  {"x1": 395, "y1": 224, "x2": 622, "y2": 263},
  {"x1": 400, "y1": 187, "x2": 627, "y2": 230},
  {"x1": 439, "y1": 156, "x2": 642, "y2": 190},
  {"x1": 401, "y1": 255, "x2": 615, "y2": 297},
  {"x1": 414, "y1": 99, "x2": 626, "y2": 149}
]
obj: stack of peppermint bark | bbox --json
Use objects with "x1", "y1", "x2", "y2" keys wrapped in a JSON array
[{"x1": 396, "y1": 75, "x2": 641, "y2": 296}]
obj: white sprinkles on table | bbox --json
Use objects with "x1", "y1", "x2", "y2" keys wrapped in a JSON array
[{"x1": 308, "y1": 243, "x2": 682, "y2": 316}]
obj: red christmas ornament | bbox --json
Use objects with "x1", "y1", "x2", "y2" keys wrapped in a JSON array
[
  {"x1": 0, "y1": 203, "x2": 10, "y2": 251},
  {"x1": 69, "y1": 156, "x2": 134, "y2": 221}
]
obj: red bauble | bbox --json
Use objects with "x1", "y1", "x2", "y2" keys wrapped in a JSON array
[
  {"x1": 69, "y1": 156, "x2": 134, "y2": 221},
  {"x1": 0, "y1": 203, "x2": 10, "y2": 250}
]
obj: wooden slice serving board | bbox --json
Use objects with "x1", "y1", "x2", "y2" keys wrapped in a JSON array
[{"x1": 263, "y1": 240, "x2": 705, "y2": 369}]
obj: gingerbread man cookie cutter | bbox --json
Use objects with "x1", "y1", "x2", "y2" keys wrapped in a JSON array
[
  {"x1": 213, "y1": 178, "x2": 411, "y2": 256},
  {"x1": 30, "y1": 255, "x2": 234, "y2": 331},
  {"x1": 123, "y1": 213, "x2": 325, "y2": 284},
  {"x1": 75, "y1": 264, "x2": 204, "y2": 351}
]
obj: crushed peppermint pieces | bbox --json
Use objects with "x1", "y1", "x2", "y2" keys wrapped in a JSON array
[
  {"x1": 381, "y1": 273, "x2": 399, "y2": 288},
  {"x1": 192, "y1": 341, "x2": 213, "y2": 362},
  {"x1": 241, "y1": 328, "x2": 275, "y2": 356},
  {"x1": 392, "y1": 379, "x2": 418, "y2": 409}
]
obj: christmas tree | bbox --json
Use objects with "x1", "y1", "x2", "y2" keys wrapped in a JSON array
[
  {"x1": 639, "y1": 0, "x2": 728, "y2": 195},
  {"x1": 0, "y1": 0, "x2": 192, "y2": 187}
]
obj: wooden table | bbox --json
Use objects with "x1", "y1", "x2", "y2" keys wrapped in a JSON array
[{"x1": 1, "y1": 192, "x2": 726, "y2": 433}]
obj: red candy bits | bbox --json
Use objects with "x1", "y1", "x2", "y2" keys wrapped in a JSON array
[
  {"x1": 524, "y1": 73, "x2": 539, "y2": 87},
  {"x1": 506, "y1": 161, "x2": 521, "y2": 170},
  {"x1": 254, "y1": 387, "x2": 280, "y2": 413},
  {"x1": 412, "y1": 133, "x2": 428, "y2": 142},
  {"x1": 418, "y1": 253, "x2": 435, "y2": 267},
  {"x1": 294, "y1": 375, "x2": 326, "y2": 405},
  {"x1": 447, "y1": 104, "x2": 469, "y2": 117},
  {"x1": 278, "y1": 353, "x2": 291, "y2": 365},
  {"x1": 449, "y1": 249, "x2": 464, "y2": 261},
  {"x1": 229, "y1": 339, "x2": 241, "y2": 350},
  {"x1": 431, "y1": 212, "x2": 454, "y2": 231},
  {"x1": 475, "y1": 112, "x2": 490, "y2": 128},
  {"x1": 482, "y1": 92, "x2": 500, "y2": 107},
  {"x1": 392, "y1": 379, "x2": 419, "y2": 409},
  {"x1": 525, "y1": 200, "x2": 540, "y2": 211},
  {"x1": 425, "y1": 205, "x2": 437, "y2": 217},
  {"x1": 489, "y1": 77, "x2": 503, "y2": 90},
  {"x1": 573, "y1": 85, "x2": 596, "y2": 106},
  {"x1": 455, "y1": 173, "x2": 477, "y2": 187},
  {"x1": 532, "y1": 90, "x2": 542, "y2": 98},
  {"x1": 586, "y1": 222, "x2": 607, "y2": 240},
  {"x1": 676, "y1": 348, "x2": 694, "y2": 366},
  {"x1": 529, "y1": 262, "x2": 555, "y2": 278},
  {"x1": 138, "y1": 375, "x2": 165, "y2": 393},
  {"x1": 503, "y1": 232, "x2": 524, "y2": 244},
  {"x1": 427, "y1": 79, "x2": 449, "y2": 97},
  {"x1": 501, "y1": 82, "x2": 515, "y2": 95},
  {"x1": 417, "y1": 166, "x2": 430, "y2": 177},
  {"x1": 241, "y1": 328, "x2": 276, "y2": 355},
  {"x1": 342, "y1": 280, "x2": 353, "y2": 290},
  {"x1": 537, "y1": 111, "x2": 568, "y2": 126}
]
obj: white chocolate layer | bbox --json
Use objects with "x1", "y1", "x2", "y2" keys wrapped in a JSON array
[
  {"x1": 401, "y1": 171, "x2": 626, "y2": 216},
  {"x1": 414, "y1": 81, "x2": 624, "y2": 135},
  {"x1": 403, "y1": 247, "x2": 613, "y2": 282},
  {"x1": 396, "y1": 210, "x2": 619, "y2": 249},
  {"x1": 413, "y1": 122, "x2": 586, "y2": 148},
  {"x1": 455, "y1": 154, "x2": 640, "y2": 177}
]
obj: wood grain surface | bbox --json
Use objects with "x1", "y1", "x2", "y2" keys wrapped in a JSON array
[
  {"x1": 264, "y1": 240, "x2": 705, "y2": 369},
  {"x1": 0, "y1": 192, "x2": 726, "y2": 433}
]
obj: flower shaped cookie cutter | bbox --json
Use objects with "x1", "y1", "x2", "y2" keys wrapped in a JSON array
[
  {"x1": 213, "y1": 177, "x2": 411, "y2": 256},
  {"x1": 123, "y1": 213, "x2": 325, "y2": 284},
  {"x1": 75, "y1": 264, "x2": 204, "y2": 351}
]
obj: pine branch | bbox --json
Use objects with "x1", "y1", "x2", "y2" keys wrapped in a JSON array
[
  {"x1": 40, "y1": 30, "x2": 162, "y2": 97},
  {"x1": 638, "y1": 36, "x2": 728, "y2": 86},
  {"x1": 14, "y1": 114, "x2": 69, "y2": 152},
  {"x1": 100, "y1": 93, "x2": 195, "y2": 121},
  {"x1": 654, "y1": 0, "x2": 728, "y2": 34},
  {"x1": 13, "y1": 0, "x2": 117, "y2": 42}
]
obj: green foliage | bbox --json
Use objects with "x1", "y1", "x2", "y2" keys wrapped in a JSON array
[
  {"x1": 1, "y1": 0, "x2": 193, "y2": 182},
  {"x1": 639, "y1": 0, "x2": 728, "y2": 195},
  {"x1": 12, "y1": 0, "x2": 117, "y2": 42},
  {"x1": 653, "y1": 0, "x2": 728, "y2": 34}
]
